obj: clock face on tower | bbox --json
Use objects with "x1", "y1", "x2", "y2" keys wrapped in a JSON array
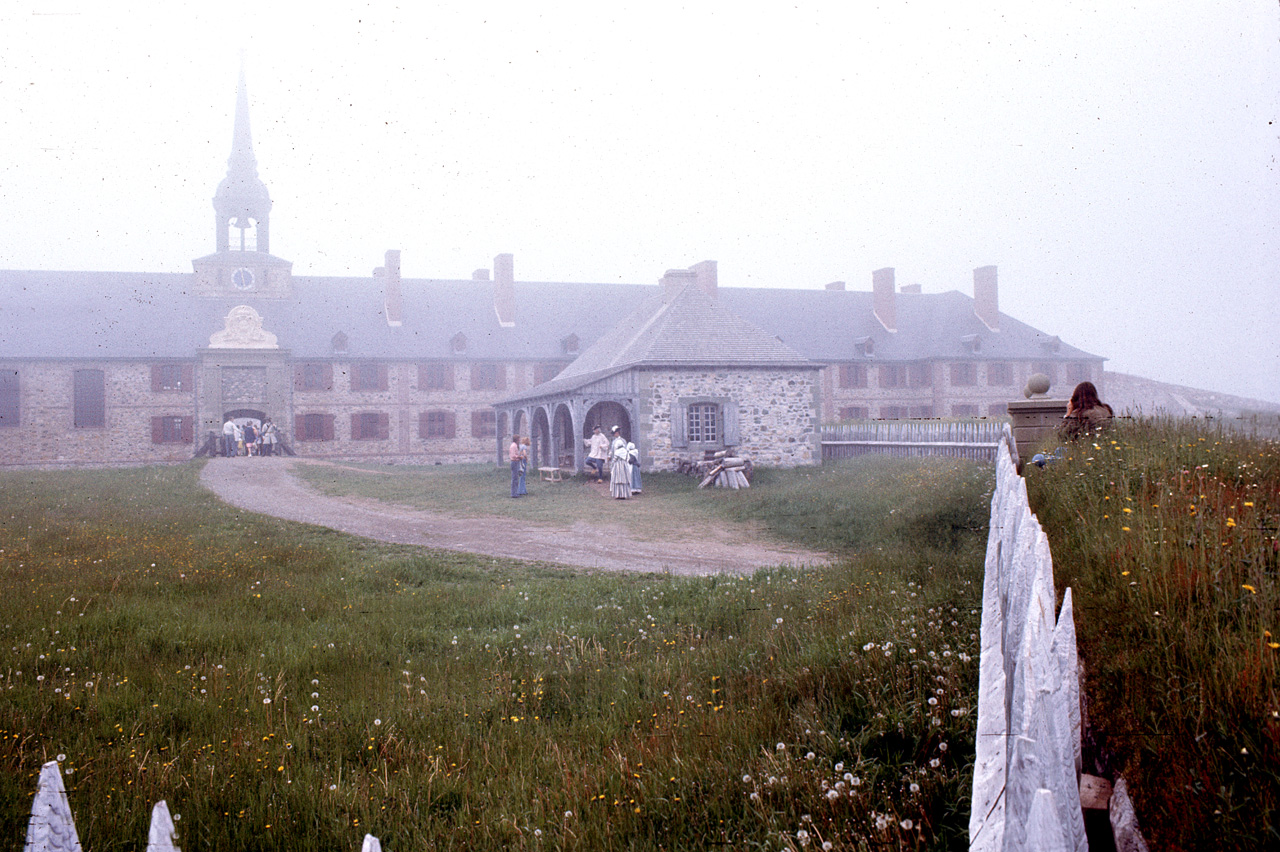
[{"x1": 232, "y1": 267, "x2": 256, "y2": 291}]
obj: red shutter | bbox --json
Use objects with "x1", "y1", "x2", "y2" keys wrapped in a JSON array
[
  {"x1": 181, "y1": 365, "x2": 194, "y2": 390},
  {"x1": 471, "y1": 410, "x2": 484, "y2": 437},
  {"x1": 151, "y1": 366, "x2": 162, "y2": 392},
  {"x1": 418, "y1": 411, "x2": 429, "y2": 439},
  {"x1": 470, "y1": 366, "x2": 481, "y2": 391},
  {"x1": 378, "y1": 412, "x2": 390, "y2": 440},
  {"x1": 151, "y1": 416, "x2": 164, "y2": 443},
  {"x1": 323, "y1": 414, "x2": 335, "y2": 441},
  {"x1": 445, "y1": 412, "x2": 456, "y2": 439},
  {"x1": 443, "y1": 364, "x2": 455, "y2": 391},
  {"x1": 350, "y1": 413, "x2": 360, "y2": 440},
  {"x1": 181, "y1": 416, "x2": 194, "y2": 443},
  {"x1": 295, "y1": 414, "x2": 306, "y2": 440},
  {"x1": 378, "y1": 365, "x2": 389, "y2": 391}
]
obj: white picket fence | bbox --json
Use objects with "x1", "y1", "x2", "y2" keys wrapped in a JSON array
[
  {"x1": 22, "y1": 759, "x2": 385, "y2": 852},
  {"x1": 821, "y1": 419, "x2": 1007, "y2": 462},
  {"x1": 969, "y1": 426, "x2": 1087, "y2": 851}
]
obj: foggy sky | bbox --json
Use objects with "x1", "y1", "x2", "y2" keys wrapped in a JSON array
[{"x1": 1, "y1": 1, "x2": 1277, "y2": 402}]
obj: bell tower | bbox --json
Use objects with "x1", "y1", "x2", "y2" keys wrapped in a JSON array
[
  {"x1": 193, "y1": 58, "x2": 293, "y2": 297},
  {"x1": 216, "y1": 63, "x2": 271, "y2": 254}
]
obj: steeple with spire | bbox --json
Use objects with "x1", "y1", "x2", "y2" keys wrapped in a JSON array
[
  {"x1": 214, "y1": 59, "x2": 272, "y2": 254},
  {"x1": 193, "y1": 57, "x2": 292, "y2": 297}
]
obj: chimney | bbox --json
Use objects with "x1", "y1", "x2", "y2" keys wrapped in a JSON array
[
  {"x1": 899, "y1": 283, "x2": 921, "y2": 294},
  {"x1": 381, "y1": 249, "x2": 402, "y2": 327},
  {"x1": 872, "y1": 267, "x2": 896, "y2": 332},
  {"x1": 690, "y1": 260, "x2": 718, "y2": 299},
  {"x1": 974, "y1": 265, "x2": 999, "y2": 331},
  {"x1": 472, "y1": 268, "x2": 490, "y2": 280},
  {"x1": 825, "y1": 281, "x2": 846, "y2": 291},
  {"x1": 494, "y1": 253, "x2": 515, "y2": 327},
  {"x1": 660, "y1": 268, "x2": 697, "y2": 302}
]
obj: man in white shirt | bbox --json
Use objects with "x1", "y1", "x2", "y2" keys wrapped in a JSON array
[{"x1": 585, "y1": 426, "x2": 609, "y2": 482}]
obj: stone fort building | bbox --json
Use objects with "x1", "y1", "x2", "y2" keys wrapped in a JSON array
[{"x1": 0, "y1": 73, "x2": 1103, "y2": 470}]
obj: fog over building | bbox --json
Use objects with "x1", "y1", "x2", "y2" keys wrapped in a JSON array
[{"x1": 0, "y1": 72, "x2": 1105, "y2": 469}]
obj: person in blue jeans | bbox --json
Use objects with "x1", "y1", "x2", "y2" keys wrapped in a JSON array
[
  {"x1": 509, "y1": 434, "x2": 524, "y2": 497},
  {"x1": 516, "y1": 437, "x2": 529, "y2": 496}
]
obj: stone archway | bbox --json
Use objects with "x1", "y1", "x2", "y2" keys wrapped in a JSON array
[
  {"x1": 552, "y1": 404, "x2": 575, "y2": 468},
  {"x1": 584, "y1": 401, "x2": 631, "y2": 443},
  {"x1": 530, "y1": 407, "x2": 552, "y2": 470}
]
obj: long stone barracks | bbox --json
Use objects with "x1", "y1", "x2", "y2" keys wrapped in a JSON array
[{"x1": 0, "y1": 73, "x2": 1103, "y2": 471}]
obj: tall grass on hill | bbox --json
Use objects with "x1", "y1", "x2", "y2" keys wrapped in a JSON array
[
  {"x1": 1, "y1": 459, "x2": 990, "y2": 851},
  {"x1": 1025, "y1": 417, "x2": 1279, "y2": 851}
]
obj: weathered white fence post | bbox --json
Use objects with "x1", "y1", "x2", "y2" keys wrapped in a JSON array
[
  {"x1": 24, "y1": 761, "x2": 82, "y2": 852},
  {"x1": 970, "y1": 426, "x2": 1087, "y2": 851},
  {"x1": 22, "y1": 760, "x2": 381, "y2": 851}
]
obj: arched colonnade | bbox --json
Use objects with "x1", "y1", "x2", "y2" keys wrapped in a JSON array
[{"x1": 493, "y1": 396, "x2": 636, "y2": 473}]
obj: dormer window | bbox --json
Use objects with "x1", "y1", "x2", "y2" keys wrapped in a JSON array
[
  {"x1": 562, "y1": 333, "x2": 580, "y2": 355},
  {"x1": 451, "y1": 332, "x2": 468, "y2": 353},
  {"x1": 331, "y1": 332, "x2": 349, "y2": 354},
  {"x1": 1041, "y1": 335, "x2": 1061, "y2": 353},
  {"x1": 961, "y1": 334, "x2": 981, "y2": 353},
  {"x1": 855, "y1": 336, "x2": 874, "y2": 358}
]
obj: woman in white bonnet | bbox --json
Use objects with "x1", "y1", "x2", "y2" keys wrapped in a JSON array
[
  {"x1": 608, "y1": 426, "x2": 632, "y2": 499},
  {"x1": 627, "y1": 442, "x2": 642, "y2": 494}
]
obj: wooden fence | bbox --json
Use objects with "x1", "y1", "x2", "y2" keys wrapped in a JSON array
[
  {"x1": 821, "y1": 419, "x2": 1007, "y2": 462},
  {"x1": 969, "y1": 425, "x2": 1087, "y2": 851}
]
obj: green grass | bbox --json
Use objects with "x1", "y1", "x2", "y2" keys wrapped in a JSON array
[
  {"x1": 1, "y1": 458, "x2": 991, "y2": 851},
  {"x1": 293, "y1": 457, "x2": 994, "y2": 556},
  {"x1": 1024, "y1": 418, "x2": 1280, "y2": 851}
]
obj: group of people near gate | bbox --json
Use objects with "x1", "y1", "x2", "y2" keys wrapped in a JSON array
[
  {"x1": 511, "y1": 424, "x2": 642, "y2": 500},
  {"x1": 221, "y1": 417, "x2": 279, "y2": 457}
]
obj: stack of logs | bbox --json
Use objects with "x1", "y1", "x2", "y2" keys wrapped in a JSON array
[{"x1": 699, "y1": 451, "x2": 753, "y2": 489}]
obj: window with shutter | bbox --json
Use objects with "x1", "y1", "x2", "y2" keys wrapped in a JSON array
[
  {"x1": 298, "y1": 413, "x2": 335, "y2": 441},
  {"x1": 419, "y1": 362, "x2": 454, "y2": 391},
  {"x1": 420, "y1": 410, "x2": 455, "y2": 439},
  {"x1": 472, "y1": 410, "x2": 496, "y2": 438},
  {"x1": 351, "y1": 363, "x2": 387, "y2": 391},
  {"x1": 73, "y1": 369, "x2": 105, "y2": 428},
  {"x1": 152, "y1": 416, "x2": 191, "y2": 444},
  {"x1": 352, "y1": 411, "x2": 386, "y2": 440},
  {"x1": 296, "y1": 363, "x2": 332, "y2": 391},
  {"x1": 0, "y1": 371, "x2": 18, "y2": 428}
]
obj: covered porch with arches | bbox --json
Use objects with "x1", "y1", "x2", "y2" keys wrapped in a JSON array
[{"x1": 493, "y1": 382, "x2": 640, "y2": 475}]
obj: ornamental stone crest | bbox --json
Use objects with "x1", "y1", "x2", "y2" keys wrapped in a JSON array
[{"x1": 209, "y1": 305, "x2": 278, "y2": 349}]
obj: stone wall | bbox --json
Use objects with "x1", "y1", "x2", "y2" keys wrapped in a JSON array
[
  {"x1": 641, "y1": 366, "x2": 820, "y2": 470},
  {"x1": 0, "y1": 360, "x2": 198, "y2": 467},
  {"x1": 822, "y1": 359, "x2": 1101, "y2": 421}
]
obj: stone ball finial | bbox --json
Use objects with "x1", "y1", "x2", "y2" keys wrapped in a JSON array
[{"x1": 1024, "y1": 373, "x2": 1051, "y2": 398}]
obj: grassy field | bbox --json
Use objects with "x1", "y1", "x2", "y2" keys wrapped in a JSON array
[
  {"x1": 1, "y1": 457, "x2": 991, "y2": 851},
  {"x1": 1025, "y1": 417, "x2": 1279, "y2": 851}
]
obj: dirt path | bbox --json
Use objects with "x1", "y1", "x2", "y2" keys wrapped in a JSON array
[{"x1": 199, "y1": 457, "x2": 829, "y2": 576}]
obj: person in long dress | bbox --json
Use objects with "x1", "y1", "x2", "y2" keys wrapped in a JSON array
[
  {"x1": 608, "y1": 426, "x2": 632, "y2": 499},
  {"x1": 627, "y1": 442, "x2": 642, "y2": 494}
]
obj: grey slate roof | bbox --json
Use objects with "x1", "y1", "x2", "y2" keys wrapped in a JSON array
[
  {"x1": 497, "y1": 282, "x2": 815, "y2": 403},
  {"x1": 0, "y1": 268, "x2": 1100, "y2": 366}
]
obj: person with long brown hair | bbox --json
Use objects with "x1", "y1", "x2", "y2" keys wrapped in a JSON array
[{"x1": 1059, "y1": 381, "x2": 1113, "y2": 440}]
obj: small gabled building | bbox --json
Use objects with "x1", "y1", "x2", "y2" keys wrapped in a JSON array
[{"x1": 495, "y1": 263, "x2": 822, "y2": 472}]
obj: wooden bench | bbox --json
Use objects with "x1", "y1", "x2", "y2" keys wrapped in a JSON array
[{"x1": 538, "y1": 466, "x2": 564, "y2": 482}]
